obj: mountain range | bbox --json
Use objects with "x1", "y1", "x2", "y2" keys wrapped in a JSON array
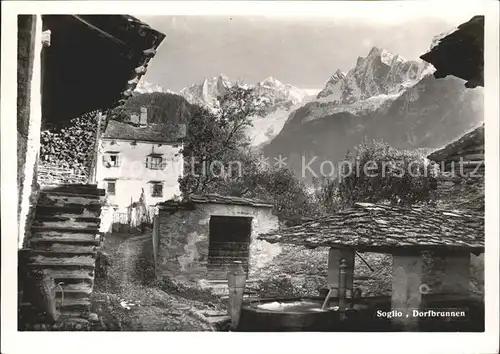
[
  {"x1": 263, "y1": 44, "x2": 483, "y2": 180},
  {"x1": 133, "y1": 33, "x2": 483, "y2": 181},
  {"x1": 135, "y1": 75, "x2": 318, "y2": 146}
]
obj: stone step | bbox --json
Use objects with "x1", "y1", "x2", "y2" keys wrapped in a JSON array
[
  {"x1": 37, "y1": 193, "x2": 102, "y2": 208},
  {"x1": 26, "y1": 249, "x2": 96, "y2": 258},
  {"x1": 30, "y1": 237, "x2": 99, "y2": 246},
  {"x1": 45, "y1": 183, "x2": 98, "y2": 188},
  {"x1": 42, "y1": 185, "x2": 105, "y2": 196},
  {"x1": 48, "y1": 270, "x2": 94, "y2": 284},
  {"x1": 55, "y1": 281, "x2": 93, "y2": 291},
  {"x1": 27, "y1": 253, "x2": 96, "y2": 268},
  {"x1": 31, "y1": 227, "x2": 100, "y2": 239},
  {"x1": 57, "y1": 299, "x2": 92, "y2": 312},
  {"x1": 55, "y1": 284, "x2": 93, "y2": 299},
  {"x1": 31, "y1": 226, "x2": 100, "y2": 234},
  {"x1": 37, "y1": 197, "x2": 102, "y2": 210},
  {"x1": 32, "y1": 215, "x2": 101, "y2": 229},
  {"x1": 27, "y1": 262, "x2": 95, "y2": 271},
  {"x1": 35, "y1": 204, "x2": 101, "y2": 217},
  {"x1": 20, "y1": 299, "x2": 91, "y2": 317},
  {"x1": 29, "y1": 243, "x2": 98, "y2": 253},
  {"x1": 58, "y1": 311, "x2": 91, "y2": 322}
]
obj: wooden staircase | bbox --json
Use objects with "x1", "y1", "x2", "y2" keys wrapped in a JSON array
[{"x1": 19, "y1": 184, "x2": 105, "y2": 330}]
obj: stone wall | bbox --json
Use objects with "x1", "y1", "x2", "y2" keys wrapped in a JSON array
[
  {"x1": 17, "y1": 15, "x2": 43, "y2": 249},
  {"x1": 253, "y1": 247, "x2": 394, "y2": 298},
  {"x1": 252, "y1": 248, "x2": 483, "y2": 298},
  {"x1": 157, "y1": 203, "x2": 280, "y2": 282},
  {"x1": 422, "y1": 251, "x2": 484, "y2": 296},
  {"x1": 17, "y1": 15, "x2": 36, "y2": 230}
]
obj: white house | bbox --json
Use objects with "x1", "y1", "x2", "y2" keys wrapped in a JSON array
[{"x1": 96, "y1": 107, "x2": 185, "y2": 231}]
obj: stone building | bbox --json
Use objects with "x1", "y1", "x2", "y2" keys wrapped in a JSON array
[
  {"x1": 96, "y1": 110, "x2": 185, "y2": 231},
  {"x1": 154, "y1": 195, "x2": 281, "y2": 284},
  {"x1": 259, "y1": 202, "x2": 484, "y2": 331}
]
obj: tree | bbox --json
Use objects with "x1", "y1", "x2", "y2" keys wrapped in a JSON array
[
  {"x1": 338, "y1": 139, "x2": 437, "y2": 206},
  {"x1": 312, "y1": 176, "x2": 343, "y2": 214},
  {"x1": 176, "y1": 84, "x2": 321, "y2": 217},
  {"x1": 179, "y1": 85, "x2": 268, "y2": 195}
]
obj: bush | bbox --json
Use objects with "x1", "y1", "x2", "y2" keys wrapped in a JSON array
[{"x1": 339, "y1": 139, "x2": 437, "y2": 206}]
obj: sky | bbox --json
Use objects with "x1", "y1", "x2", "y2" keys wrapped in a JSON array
[{"x1": 138, "y1": 14, "x2": 479, "y2": 92}]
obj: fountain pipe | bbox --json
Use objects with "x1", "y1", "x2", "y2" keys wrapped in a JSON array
[
  {"x1": 338, "y1": 258, "x2": 347, "y2": 308},
  {"x1": 227, "y1": 261, "x2": 247, "y2": 331},
  {"x1": 321, "y1": 288, "x2": 334, "y2": 310},
  {"x1": 356, "y1": 252, "x2": 374, "y2": 272}
]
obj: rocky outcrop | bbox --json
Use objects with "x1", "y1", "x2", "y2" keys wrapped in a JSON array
[
  {"x1": 316, "y1": 47, "x2": 425, "y2": 104},
  {"x1": 264, "y1": 73, "x2": 483, "y2": 180},
  {"x1": 180, "y1": 74, "x2": 232, "y2": 111},
  {"x1": 177, "y1": 74, "x2": 312, "y2": 146}
]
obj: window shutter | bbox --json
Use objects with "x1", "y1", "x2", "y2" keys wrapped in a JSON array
[
  {"x1": 161, "y1": 158, "x2": 167, "y2": 169},
  {"x1": 150, "y1": 183, "x2": 154, "y2": 196},
  {"x1": 116, "y1": 155, "x2": 121, "y2": 167},
  {"x1": 103, "y1": 155, "x2": 112, "y2": 168},
  {"x1": 146, "y1": 156, "x2": 151, "y2": 168}
]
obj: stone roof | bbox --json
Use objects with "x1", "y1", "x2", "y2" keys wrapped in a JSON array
[
  {"x1": 103, "y1": 120, "x2": 185, "y2": 143},
  {"x1": 258, "y1": 202, "x2": 484, "y2": 253},
  {"x1": 158, "y1": 194, "x2": 273, "y2": 209},
  {"x1": 427, "y1": 124, "x2": 484, "y2": 162},
  {"x1": 420, "y1": 15, "x2": 484, "y2": 88},
  {"x1": 437, "y1": 185, "x2": 484, "y2": 212},
  {"x1": 190, "y1": 194, "x2": 273, "y2": 207}
]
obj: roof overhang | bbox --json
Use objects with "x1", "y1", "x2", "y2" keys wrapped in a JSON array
[
  {"x1": 427, "y1": 124, "x2": 484, "y2": 162},
  {"x1": 158, "y1": 194, "x2": 274, "y2": 210},
  {"x1": 41, "y1": 15, "x2": 165, "y2": 125},
  {"x1": 420, "y1": 15, "x2": 484, "y2": 88},
  {"x1": 258, "y1": 202, "x2": 484, "y2": 254}
]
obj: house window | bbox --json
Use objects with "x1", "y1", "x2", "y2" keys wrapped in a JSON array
[
  {"x1": 150, "y1": 182, "x2": 163, "y2": 197},
  {"x1": 146, "y1": 155, "x2": 166, "y2": 170},
  {"x1": 103, "y1": 153, "x2": 120, "y2": 168},
  {"x1": 106, "y1": 180, "x2": 116, "y2": 195}
]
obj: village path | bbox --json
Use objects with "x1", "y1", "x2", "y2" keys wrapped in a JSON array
[{"x1": 91, "y1": 231, "x2": 226, "y2": 331}]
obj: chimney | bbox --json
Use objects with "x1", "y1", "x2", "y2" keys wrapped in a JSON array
[
  {"x1": 130, "y1": 114, "x2": 139, "y2": 124},
  {"x1": 140, "y1": 106, "x2": 148, "y2": 126}
]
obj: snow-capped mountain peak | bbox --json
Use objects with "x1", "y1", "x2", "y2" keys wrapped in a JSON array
[
  {"x1": 176, "y1": 74, "x2": 312, "y2": 146},
  {"x1": 134, "y1": 79, "x2": 166, "y2": 94},
  {"x1": 179, "y1": 74, "x2": 233, "y2": 110},
  {"x1": 259, "y1": 76, "x2": 284, "y2": 87},
  {"x1": 366, "y1": 47, "x2": 406, "y2": 65},
  {"x1": 179, "y1": 74, "x2": 308, "y2": 111},
  {"x1": 317, "y1": 46, "x2": 423, "y2": 104},
  {"x1": 330, "y1": 69, "x2": 346, "y2": 82}
]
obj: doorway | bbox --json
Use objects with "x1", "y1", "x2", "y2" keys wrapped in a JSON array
[{"x1": 207, "y1": 216, "x2": 252, "y2": 280}]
